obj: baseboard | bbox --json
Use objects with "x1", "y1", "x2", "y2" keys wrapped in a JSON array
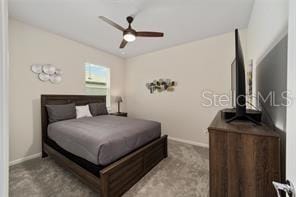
[
  {"x1": 9, "y1": 152, "x2": 42, "y2": 166},
  {"x1": 168, "y1": 136, "x2": 209, "y2": 148}
]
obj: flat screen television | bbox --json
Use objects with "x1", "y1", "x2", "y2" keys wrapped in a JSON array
[
  {"x1": 223, "y1": 29, "x2": 261, "y2": 124},
  {"x1": 233, "y1": 29, "x2": 246, "y2": 115}
]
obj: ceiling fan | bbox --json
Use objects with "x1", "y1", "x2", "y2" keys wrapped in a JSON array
[{"x1": 99, "y1": 16, "x2": 164, "y2": 49}]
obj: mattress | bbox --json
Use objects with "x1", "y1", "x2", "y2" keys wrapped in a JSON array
[{"x1": 47, "y1": 115, "x2": 161, "y2": 166}]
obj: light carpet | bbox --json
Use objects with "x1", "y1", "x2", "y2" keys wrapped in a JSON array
[{"x1": 9, "y1": 140, "x2": 209, "y2": 197}]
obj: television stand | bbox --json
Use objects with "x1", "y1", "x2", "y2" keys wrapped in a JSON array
[
  {"x1": 222, "y1": 108, "x2": 262, "y2": 124},
  {"x1": 208, "y1": 111, "x2": 281, "y2": 196}
]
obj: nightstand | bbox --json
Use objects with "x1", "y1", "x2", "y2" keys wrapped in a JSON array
[{"x1": 109, "y1": 112, "x2": 128, "y2": 117}]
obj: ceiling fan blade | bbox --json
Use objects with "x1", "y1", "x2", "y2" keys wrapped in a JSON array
[
  {"x1": 119, "y1": 39, "x2": 128, "y2": 48},
  {"x1": 99, "y1": 16, "x2": 125, "y2": 32},
  {"x1": 136, "y1": 31, "x2": 164, "y2": 37}
]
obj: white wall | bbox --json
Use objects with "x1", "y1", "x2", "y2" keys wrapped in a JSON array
[
  {"x1": 247, "y1": 0, "x2": 291, "y2": 183},
  {"x1": 247, "y1": 0, "x2": 288, "y2": 108},
  {"x1": 125, "y1": 31, "x2": 246, "y2": 145},
  {"x1": 247, "y1": 0, "x2": 289, "y2": 65},
  {"x1": 286, "y1": 0, "x2": 296, "y2": 184},
  {"x1": 246, "y1": 0, "x2": 289, "y2": 122},
  {"x1": 9, "y1": 19, "x2": 125, "y2": 163},
  {"x1": 0, "y1": 0, "x2": 9, "y2": 195}
]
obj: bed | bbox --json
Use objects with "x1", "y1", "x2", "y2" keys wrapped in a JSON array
[{"x1": 41, "y1": 95, "x2": 168, "y2": 197}]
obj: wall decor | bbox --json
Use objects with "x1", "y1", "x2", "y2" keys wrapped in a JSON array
[
  {"x1": 247, "y1": 60, "x2": 253, "y2": 108},
  {"x1": 146, "y1": 79, "x2": 176, "y2": 94},
  {"x1": 31, "y1": 64, "x2": 63, "y2": 84}
]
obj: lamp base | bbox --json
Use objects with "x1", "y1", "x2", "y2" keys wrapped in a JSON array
[{"x1": 117, "y1": 102, "x2": 121, "y2": 113}]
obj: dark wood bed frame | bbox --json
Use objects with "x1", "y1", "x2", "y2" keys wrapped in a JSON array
[{"x1": 41, "y1": 95, "x2": 168, "y2": 197}]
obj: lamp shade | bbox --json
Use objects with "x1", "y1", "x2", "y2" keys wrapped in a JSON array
[{"x1": 115, "y1": 96, "x2": 123, "y2": 103}]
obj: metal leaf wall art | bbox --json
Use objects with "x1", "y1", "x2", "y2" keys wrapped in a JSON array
[{"x1": 146, "y1": 79, "x2": 177, "y2": 94}]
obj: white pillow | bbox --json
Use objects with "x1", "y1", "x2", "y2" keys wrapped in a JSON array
[{"x1": 76, "y1": 105, "x2": 92, "y2": 119}]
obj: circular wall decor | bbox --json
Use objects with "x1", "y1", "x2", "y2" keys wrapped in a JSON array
[
  {"x1": 43, "y1": 64, "x2": 56, "y2": 75},
  {"x1": 31, "y1": 64, "x2": 63, "y2": 84},
  {"x1": 50, "y1": 75, "x2": 62, "y2": 84},
  {"x1": 31, "y1": 64, "x2": 43, "y2": 74},
  {"x1": 55, "y1": 68, "x2": 63, "y2": 75},
  {"x1": 39, "y1": 72, "x2": 50, "y2": 81}
]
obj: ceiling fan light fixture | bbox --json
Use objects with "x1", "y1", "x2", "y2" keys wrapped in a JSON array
[{"x1": 123, "y1": 32, "x2": 136, "y2": 42}]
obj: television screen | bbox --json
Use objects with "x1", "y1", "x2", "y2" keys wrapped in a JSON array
[
  {"x1": 235, "y1": 29, "x2": 246, "y2": 115},
  {"x1": 225, "y1": 29, "x2": 261, "y2": 124},
  {"x1": 231, "y1": 59, "x2": 236, "y2": 108}
]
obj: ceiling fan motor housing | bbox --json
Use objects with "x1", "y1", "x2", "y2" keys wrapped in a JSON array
[
  {"x1": 124, "y1": 29, "x2": 136, "y2": 36},
  {"x1": 127, "y1": 16, "x2": 134, "y2": 24}
]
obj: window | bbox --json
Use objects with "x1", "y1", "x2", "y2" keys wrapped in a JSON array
[{"x1": 85, "y1": 63, "x2": 110, "y2": 109}]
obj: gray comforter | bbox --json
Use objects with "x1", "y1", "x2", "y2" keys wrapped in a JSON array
[{"x1": 47, "y1": 115, "x2": 161, "y2": 166}]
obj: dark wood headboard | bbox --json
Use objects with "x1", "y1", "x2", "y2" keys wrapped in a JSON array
[{"x1": 41, "y1": 95, "x2": 106, "y2": 155}]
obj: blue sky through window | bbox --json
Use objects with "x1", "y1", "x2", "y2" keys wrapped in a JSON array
[{"x1": 85, "y1": 63, "x2": 108, "y2": 83}]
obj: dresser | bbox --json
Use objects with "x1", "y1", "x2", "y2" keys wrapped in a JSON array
[{"x1": 208, "y1": 111, "x2": 281, "y2": 197}]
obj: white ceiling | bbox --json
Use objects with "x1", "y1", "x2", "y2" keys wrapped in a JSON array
[{"x1": 8, "y1": 0, "x2": 254, "y2": 58}]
